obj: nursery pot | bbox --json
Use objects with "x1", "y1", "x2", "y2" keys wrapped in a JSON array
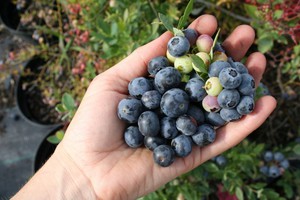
[
  {"x1": 15, "y1": 57, "x2": 62, "y2": 127},
  {"x1": 33, "y1": 125, "x2": 62, "y2": 172},
  {"x1": 0, "y1": 0, "x2": 21, "y2": 30}
]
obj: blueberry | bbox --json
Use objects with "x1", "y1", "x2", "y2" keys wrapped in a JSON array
[
  {"x1": 183, "y1": 28, "x2": 198, "y2": 46},
  {"x1": 176, "y1": 115, "x2": 197, "y2": 136},
  {"x1": 174, "y1": 55, "x2": 193, "y2": 74},
  {"x1": 236, "y1": 96, "x2": 255, "y2": 115},
  {"x1": 268, "y1": 165, "x2": 281, "y2": 178},
  {"x1": 219, "y1": 67, "x2": 242, "y2": 89},
  {"x1": 279, "y1": 159, "x2": 290, "y2": 169},
  {"x1": 147, "y1": 56, "x2": 169, "y2": 75},
  {"x1": 166, "y1": 50, "x2": 177, "y2": 64},
  {"x1": 187, "y1": 104, "x2": 205, "y2": 125},
  {"x1": 171, "y1": 135, "x2": 193, "y2": 157},
  {"x1": 117, "y1": 97, "x2": 143, "y2": 123},
  {"x1": 263, "y1": 151, "x2": 273, "y2": 162},
  {"x1": 160, "y1": 117, "x2": 178, "y2": 139},
  {"x1": 204, "y1": 77, "x2": 223, "y2": 96},
  {"x1": 141, "y1": 90, "x2": 162, "y2": 110},
  {"x1": 220, "y1": 108, "x2": 241, "y2": 122},
  {"x1": 213, "y1": 42, "x2": 226, "y2": 53},
  {"x1": 128, "y1": 77, "x2": 153, "y2": 98},
  {"x1": 124, "y1": 126, "x2": 144, "y2": 148},
  {"x1": 196, "y1": 34, "x2": 213, "y2": 53},
  {"x1": 260, "y1": 165, "x2": 269, "y2": 176},
  {"x1": 212, "y1": 51, "x2": 228, "y2": 62},
  {"x1": 208, "y1": 61, "x2": 231, "y2": 78},
  {"x1": 194, "y1": 52, "x2": 211, "y2": 68},
  {"x1": 185, "y1": 77, "x2": 206, "y2": 102},
  {"x1": 167, "y1": 36, "x2": 190, "y2": 57},
  {"x1": 205, "y1": 112, "x2": 226, "y2": 127},
  {"x1": 138, "y1": 111, "x2": 160, "y2": 137},
  {"x1": 160, "y1": 88, "x2": 190, "y2": 118},
  {"x1": 217, "y1": 89, "x2": 240, "y2": 109},
  {"x1": 202, "y1": 95, "x2": 220, "y2": 113},
  {"x1": 228, "y1": 60, "x2": 248, "y2": 74},
  {"x1": 153, "y1": 145, "x2": 176, "y2": 167},
  {"x1": 192, "y1": 124, "x2": 216, "y2": 146},
  {"x1": 274, "y1": 152, "x2": 285, "y2": 162},
  {"x1": 154, "y1": 67, "x2": 182, "y2": 94},
  {"x1": 144, "y1": 136, "x2": 168, "y2": 151},
  {"x1": 238, "y1": 74, "x2": 255, "y2": 95},
  {"x1": 215, "y1": 155, "x2": 227, "y2": 166}
]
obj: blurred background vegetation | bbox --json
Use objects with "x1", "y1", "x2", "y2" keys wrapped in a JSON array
[{"x1": 0, "y1": 0, "x2": 300, "y2": 199}]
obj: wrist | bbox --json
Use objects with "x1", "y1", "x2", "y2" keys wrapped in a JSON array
[{"x1": 12, "y1": 143, "x2": 97, "y2": 200}]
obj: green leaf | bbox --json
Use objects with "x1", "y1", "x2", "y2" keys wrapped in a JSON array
[
  {"x1": 55, "y1": 130, "x2": 65, "y2": 141},
  {"x1": 293, "y1": 144, "x2": 300, "y2": 155},
  {"x1": 273, "y1": 10, "x2": 283, "y2": 19},
  {"x1": 181, "y1": 74, "x2": 190, "y2": 82},
  {"x1": 177, "y1": 0, "x2": 194, "y2": 29},
  {"x1": 235, "y1": 187, "x2": 244, "y2": 200},
  {"x1": 62, "y1": 93, "x2": 75, "y2": 111},
  {"x1": 190, "y1": 54, "x2": 207, "y2": 74},
  {"x1": 257, "y1": 37, "x2": 273, "y2": 53},
  {"x1": 250, "y1": 182, "x2": 267, "y2": 190},
  {"x1": 55, "y1": 104, "x2": 66, "y2": 113},
  {"x1": 283, "y1": 183, "x2": 294, "y2": 198},
  {"x1": 294, "y1": 44, "x2": 300, "y2": 55},
  {"x1": 253, "y1": 143, "x2": 265, "y2": 154},
  {"x1": 204, "y1": 162, "x2": 219, "y2": 173},
  {"x1": 173, "y1": 27, "x2": 184, "y2": 37},
  {"x1": 243, "y1": 4, "x2": 259, "y2": 19},
  {"x1": 47, "y1": 135, "x2": 60, "y2": 144},
  {"x1": 210, "y1": 28, "x2": 221, "y2": 59},
  {"x1": 158, "y1": 13, "x2": 174, "y2": 33}
]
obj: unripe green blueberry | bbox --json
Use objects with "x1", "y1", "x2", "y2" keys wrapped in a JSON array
[
  {"x1": 196, "y1": 34, "x2": 213, "y2": 53},
  {"x1": 204, "y1": 77, "x2": 223, "y2": 96},
  {"x1": 213, "y1": 51, "x2": 228, "y2": 62},
  {"x1": 166, "y1": 50, "x2": 176, "y2": 64},
  {"x1": 174, "y1": 55, "x2": 193, "y2": 74},
  {"x1": 196, "y1": 52, "x2": 211, "y2": 67}
]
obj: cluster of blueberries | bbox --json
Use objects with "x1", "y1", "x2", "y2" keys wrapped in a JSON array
[
  {"x1": 260, "y1": 151, "x2": 290, "y2": 178},
  {"x1": 117, "y1": 28, "x2": 256, "y2": 167}
]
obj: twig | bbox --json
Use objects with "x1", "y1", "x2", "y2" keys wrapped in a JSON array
[{"x1": 196, "y1": 0, "x2": 253, "y2": 23}]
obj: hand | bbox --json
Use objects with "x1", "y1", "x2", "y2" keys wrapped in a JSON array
[{"x1": 13, "y1": 15, "x2": 277, "y2": 200}]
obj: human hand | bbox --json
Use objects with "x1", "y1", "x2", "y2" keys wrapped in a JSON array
[{"x1": 13, "y1": 14, "x2": 277, "y2": 200}]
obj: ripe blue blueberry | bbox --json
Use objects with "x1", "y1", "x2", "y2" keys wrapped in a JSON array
[
  {"x1": 153, "y1": 145, "x2": 176, "y2": 167},
  {"x1": 147, "y1": 56, "x2": 169, "y2": 75},
  {"x1": 268, "y1": 165, "x2": 281, "y2": 178},
  {"x1": 138, "y1": 111, "x2": 160, "y2": 137},
  {"x1": 185, "y1": 77, "x2": 206, "y2": 102},
  {"x1": 144, "y1": 136, "x2": 168, "y2": 151},
  {"x1": 117, "y1": 97, "x2": 143, "y2": 123},
  {"x1": 167, "y1": 36, "x2": 190, "y2": 57},
  {"x1": 192, "y1": 124, "x2": 216, "y2": 147},
  {"x1": 176, "y1": 115, "x2": 197, "y2": 136},
  {"x1": 187, "y1": 104, "x2": 205, "y2": 125},
  {"x1": 160, "y1": 117, "x2": 178, "y2": 139},
  {"x1": 128, "y1": 77, "x2": 153, "y2": 99},
  {"x1": 217, "y1": 89, "x2": 240, "y2": 108},
  {"x1": 171, "y1": 135, "x2": 193, "y2": 157},
  {"x1": 141, "y1": 90, "x2": 162, "y2": 110},
  {"x1": 236, "y1": 96, "x2": 255, "y2": 115},
  {"x1": 160, "y1": 88, "x2": 190, "y2": 118},
  {"x1": 154, "y1": 67, "x2": 182, "y2": 94},
  {"x1": 215, "y1": 155, "x2": 227, "y2": 166},
  {"x1": 279, "y1": 159, "x2": 290, "y2": 169},
  {"x1": 238, "y1": 73, "x2": 255, "y2": 95},
  {"x1": 183, "y1": 28, "x2": 198, "y2": 46},
  {"x1": 205, "y1": 112, "x2": 226, "y2": 127},
  {"x1": 260, "y1": 165, "x2": 269, "y2": 176},
  {"x1": 124, "y1": 126, "x2": 144, "y2": 148},
  {"x1": 219, "y1": 67, "x2": 242, "y2": 89},
  {"x1": 274, "y1": 152, "x2": 285, "y2": 162},
  {"x1": 228, "y1": 59, "x2": 248, "y2": 74},
  {"x1": 220, "y1": 108, "x2": 242, "y2": 122},
  {"x1": 208, "y1": 61, "x2": 231, "y2": 77},
  {"x1": 263, "y1": 151, "x2": 273, "y2": 162}
]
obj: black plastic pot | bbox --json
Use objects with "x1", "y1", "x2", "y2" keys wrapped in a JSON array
[
  {"x1": 15, "y1": 57, "x2": 62, "y2": 127},
  {"x1": 33, "y1": 125, "x2": 62, "y2": 172},
  {"x1": 0, "y1": 0, "x2": 21, "y2": 30}
]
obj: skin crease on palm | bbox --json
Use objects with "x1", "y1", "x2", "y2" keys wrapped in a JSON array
[{"x1": 34, "y1": 15, "x2": 278, "y2": 199}]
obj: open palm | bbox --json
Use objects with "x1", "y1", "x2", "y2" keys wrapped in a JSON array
[{"x1": 57, "y1": 15, "x2": 277, "y2": 200}]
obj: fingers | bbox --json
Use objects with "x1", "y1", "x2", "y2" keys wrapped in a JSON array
[
  {"x1": 245, "y1": 52, "x2": 266, "y2": 87},
  {"x1": 222, "y1": 25, "x2": 255, "y2": 61},
  {"x1": 108, "y1": 15, "x2": 218, "y2": 82}
]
